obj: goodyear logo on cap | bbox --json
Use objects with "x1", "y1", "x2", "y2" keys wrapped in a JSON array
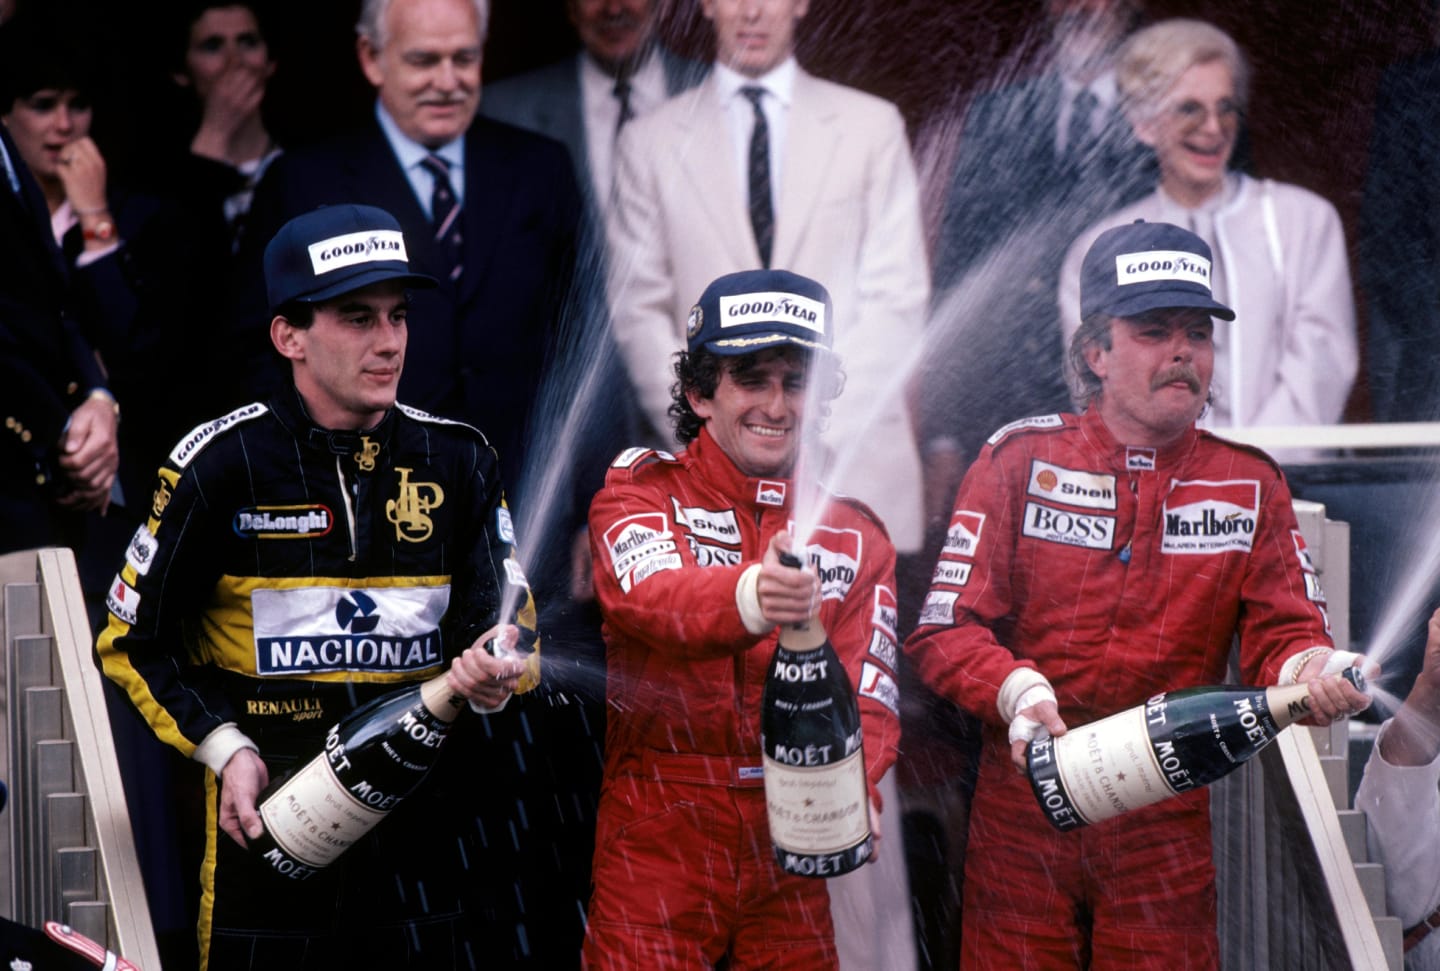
[
  {"x1": 308, "y1": 230, "x2": 407, "y2": 275},
  {"x1": 717, "y1": 292, "x2": 825, "y2": 335},
  {"x1": 1115, "y1": 250, "x2": 1211, "y2": 287}
]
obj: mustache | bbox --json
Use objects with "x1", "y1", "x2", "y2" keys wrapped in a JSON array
[{"x1": 1151, "y1": 365, "x2": 1202, "y2": 394}]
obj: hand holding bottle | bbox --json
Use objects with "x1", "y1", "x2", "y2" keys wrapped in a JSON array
[
  {"x1": 757, "y1": 531, "x2": 819, "y2": 625},
  {"x1": 1293, "y1": 648, "x2": 1380, "y2": 726},
  {"x1": 447, "y1": 623, "x2": 525, "y2": 711},
  {"x1": 219, "y1": 747, "x2": 269, "y2": 847}
]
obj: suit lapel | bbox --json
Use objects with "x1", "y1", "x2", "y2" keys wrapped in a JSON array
[
  {"x1": 773, "y1": 70, "x2": 838, "y2": 267},
  {"x1": 457, "y1": 124, "x2": 511, "y2": 306},
  {"x1": 673, "y1": 79, "x2": 757, "y2": 266}
]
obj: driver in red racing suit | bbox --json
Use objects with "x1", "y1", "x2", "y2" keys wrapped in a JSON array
[
  {"x1": 904, "y1": 221, "x2": 1375, "y2": 969},
  {"x1": 583, "y1": 270, "x2": 902, "y2": 970}
]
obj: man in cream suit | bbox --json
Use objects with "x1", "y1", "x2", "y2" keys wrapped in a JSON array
[
  {"x1": 605, "y1": 1, "x2": 925, "y2": 968},
  {"x1": 607, "y1": 0, "x2": 929, "y2": 562}
]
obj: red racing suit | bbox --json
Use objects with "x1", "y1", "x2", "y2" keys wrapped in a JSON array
[
  {"x1": 905, "y1": 409, "x2": 1333, "y2": 970},
  {"x1": 583, "y1": 428, "x2": 901, "y2": 970}
]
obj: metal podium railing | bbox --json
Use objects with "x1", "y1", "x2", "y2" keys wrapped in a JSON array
[
  {"x1": 1212, "y1": 500, "x2": 1403, "y2": 971},
  {"x1": 0, "y1": 546, "x2": 160, "y2": 969}
]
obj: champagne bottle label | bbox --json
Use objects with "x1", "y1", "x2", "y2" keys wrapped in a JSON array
[
  {"x1": 763, "y1": 746, "x2": 871, "y2": 876},
  {"x1": 258, "y1": 750, "x2": 387, "y2": 871}
]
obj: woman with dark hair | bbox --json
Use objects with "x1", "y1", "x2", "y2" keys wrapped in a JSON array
[{"x1": 172, "y1": 1, "x2": 279, "y2": 251}]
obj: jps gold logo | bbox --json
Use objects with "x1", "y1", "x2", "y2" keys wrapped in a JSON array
[
  {"x1": 151, "y1": 480, "x2": 173, "y2": 518},
  {"x1": 354, "y1": 436, "x2": 380, "y2": 472},
  {"x1": 386, "y1": 467, "x2": 444, "y2": 543}
]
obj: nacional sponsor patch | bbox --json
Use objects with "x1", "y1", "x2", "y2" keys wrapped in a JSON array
[
  {"x1": 308, "y1": 229, "x2": 406, "y2": 274},
  {"x1": 106, "y1": 575, "x2": 140, "y2": 625},
  {"x1": 1115, "y1": 250, "x2": 1212, "y2": 287},
  {"x1": 756, "y1": 480, "x2": 787, "y2": 506},
  {"x1": 931, "y1": 559, "x2": 972, "y2": 587},
  {"x1": 232, "y1": 505, "x2": 333, "y2": 539},
  {"x1": 1160, "y1": 479, "x2": 1259, "y2": 555},
  {"x1": 871, "y1": 585, "x2": 898, "y2": 640},
  {"x1": 497, "y1": 506, "x2": 515, "y2": 544},
  {"x1": 943, "y1": 510, "x2": 985, "y2": 557},
  {"x1": 251, "y1": 585, "x2": 449, "y2": 675},
  {"x1": 672, "y1": 500, "x2": 741, "y2": 545},
  {"x1": 858, "y1": 662, "x2": 900, "y2": 715},
  {"x1": 717, "y1": 291, "x2": 826, "y2": 335},
  {"x1": 918, "y1": 590, "x2": 958, "y2": 627},
  {"x1": 603, "y1": 512, "x2": 680, "y2": 592},
  {"x1": 803, "y1": 526, "x2": 862, "y2": 602},
  {"x1": 868, "y1": 629, "x2": 898, "y2": 669},
  {"x1": 1126, "y1": 447, "x2": 1156, "y2": 471},
  {"x1": 1026, "y1": 460, "x2": 1117, "y2": 510},
  {"x1": 170, "y1": 403, "x2": 267, "y2": 468},
  {"x1": 125, "y1": 525, "x2": 158, "y2": 576},
  {"x1": 1021, "y1": 501, "x2": 1116, "y2": 550},
  {"x1": 987, "y1": 414, "x2": 1064, "y2": 447}
]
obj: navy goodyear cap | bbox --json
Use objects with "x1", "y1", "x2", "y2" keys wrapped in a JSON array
[
  {"x1": 686, "y1": 269, "x2": 833, "y2": 356},
  {"x1": 264, "y1": 204, "x2": 437, "y2": 311},
  {"x1": 1080, "y1": 220, "x2": 1235, "y2": 322}
]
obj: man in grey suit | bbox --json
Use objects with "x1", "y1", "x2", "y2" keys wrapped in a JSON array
[{"x1": 481, "y1": 0, "x2": 707, "y2": 219}]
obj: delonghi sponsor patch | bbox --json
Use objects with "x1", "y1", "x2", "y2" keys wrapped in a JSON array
[
  {"x1": 307, "y1": 229, "x2": 406, "y2": 273},
  {"x1": 872, "y1": 585, "x2": 898, "y2": 640},
  {"x1": 251, "y1": 585, "x2": 449, "y2": 675},
  {"x1": 1026, "y1": 460, "x2": 1117, "y2": 510},
  {"x1": 987, "y1": 414, "x2": 1064, "y2": 446},
  {"x1": 943, "y1": 510, "x2": 985, "y2": 557},
  {"x1": 125, "y1": 525, "x2": 158, "y2": 576},
  {"x1": 170, "y1": 403, "x2": 268, "y2": 468},
  {"x1": 672, "y1": 500, "x2": 741, "y2": 545},
  {"x1": 931, "y1": 559, "x2": 972, "y2": 587},
  {"x1": 232, "y1": 505, "x2": 333, "y2": 539},
  {"x1": 859, "y1": 662, "x2": 900, "y2": 715},
  {"x1": 497, "y1": 506, "x2": 515, "y2": 544},
  {"x1": 106, "y1": 575, "x2": 140, "y2": 625},
  {"x1": 756, "y1": 480, "x2": 787, "y2": 506},
  {"x1": 1160, "y1": 479, "x2": 1259, "y2": 555},
  {"x1": 717, "y1": 292, "x2": 826, "y2": 335},
  {"x1": 1126, "y1": 447, "x2": 1156, "y2": 471},
  {"x1": 1021, "y1": 501, "x2": 1116, "y2": 550},
  {"x1": 868, "y1": 629, "x2": 898, "y2": 669},
  {"x1": 804, "y1": 526, "x2": 862, "y2": 602},
  {"x1": 1115, "y1": 250, "x2": 1212, "y2": 287},
  {"x1": 918, "y1": 590, "x2": 958, "y2": 627},
  {"x1": 602, "y1": 513, "x2": 680, "y2": 592}
]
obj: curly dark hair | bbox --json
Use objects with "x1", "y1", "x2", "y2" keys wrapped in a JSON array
[{"x1": 668, "y1": 346, "x2": 845, "y2": 446}]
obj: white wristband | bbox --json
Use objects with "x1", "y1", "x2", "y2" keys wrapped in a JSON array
[{"x1": 997, "y1": 666, "x2": 1056, "y2": 723}]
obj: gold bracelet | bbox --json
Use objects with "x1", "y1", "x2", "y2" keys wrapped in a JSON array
[{"x1": 1283, "y1": 646, "x2": 1331, "y2": 685}]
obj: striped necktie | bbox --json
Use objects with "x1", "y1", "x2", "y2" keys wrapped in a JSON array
[
  {"x1": 741, "y1": 86, "x2": 774, "y2": 268},
  {"x1": 420, "y1": 153, "x2": 463, "y2": 282}
]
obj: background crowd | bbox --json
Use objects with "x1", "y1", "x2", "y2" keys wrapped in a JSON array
[{"x1": 3, "y1": 0, "x2": 1438, "y2": 968}]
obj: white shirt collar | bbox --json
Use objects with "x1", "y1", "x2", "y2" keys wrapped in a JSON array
[
  {"x1": 375, "y1": 101, "x2": 465, "y2": 174},
  {"x1": 713, "y1": 56, "x2": 798, "y2": 108}
]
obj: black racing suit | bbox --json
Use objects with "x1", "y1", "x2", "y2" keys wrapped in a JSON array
[{"x1": 96, "y1": 386, "x2": 539, "y2": 970}]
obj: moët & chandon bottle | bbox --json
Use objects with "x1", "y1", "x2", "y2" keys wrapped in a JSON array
[{"x1": 1028, "y1": 667, "x2": 1366, "y2": 831}]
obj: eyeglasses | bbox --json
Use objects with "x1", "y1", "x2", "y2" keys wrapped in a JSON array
[{"x1": 1168, "y1": 98, "x2": 1242, "y2": 130}]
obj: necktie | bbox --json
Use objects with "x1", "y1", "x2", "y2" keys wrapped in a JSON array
[
  {"x1": 1065, "y1": 88, "x2": 1099, "y2": 161},
  {"x1": 614, "y1": 76, "x2": 635, "y2": 137},
  {"x1": 741, "y1": 86, "x2": 774, "y2": 268},
  {"x1": 420, "y1": 154, "x2": 463, "y2": 282}
]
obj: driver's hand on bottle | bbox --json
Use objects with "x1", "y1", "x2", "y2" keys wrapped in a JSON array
[
  {"x1": 1295, "y1": 648, "x2": 1379, "y2": 726},
  {"x1": 219, "y1": 748, "x2": 269, "y2": 846},
  {"x1": 1009, "y1": 697, "x2": 1067, "y2": 773},
  {"x1": 449, "y1": 623, "x2": 524, "y2": 709},
  {"x1": 757, "y1": 531, "x2": 818, "y2": 626}
]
